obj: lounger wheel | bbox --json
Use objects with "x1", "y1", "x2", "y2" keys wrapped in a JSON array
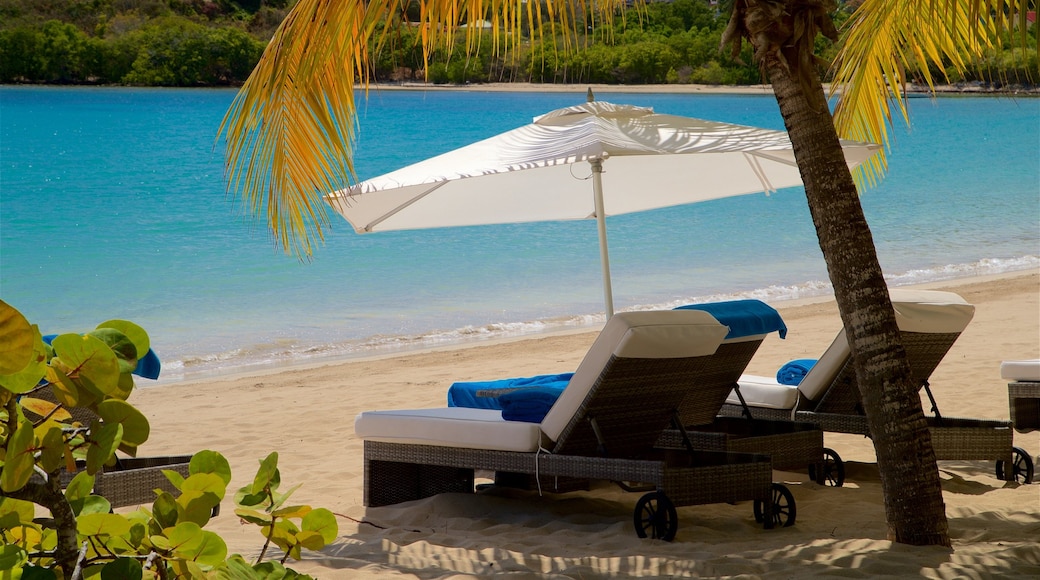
[
  {"x1": 753, "y1": 483, "x2": 796, "y2": 529},
  {"x1": 633, "y1": 491, "x2": 678, "y2": 541},
  {"x1": 995, "y1": 447, "x2": 1034, "y2": 484},
  {"x1": 807, "y1": 447, "x2": 846, "y2": 487}
]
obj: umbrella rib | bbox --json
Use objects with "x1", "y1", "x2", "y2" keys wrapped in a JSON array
[
  {"x1": 743, "y1": 152, "x2": 778, "y2": 195},
  {"x1": 360, "y1": 180, "x2": 450, "y2": 232}
]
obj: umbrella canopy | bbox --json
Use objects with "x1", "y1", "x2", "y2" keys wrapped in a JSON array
[{"x1": 327, "y1": 100, "x2": 881, "y2": 317}]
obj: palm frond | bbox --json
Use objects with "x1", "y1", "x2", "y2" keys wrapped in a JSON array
[
  {"x1": 219, "y1": 0, "x2": 627, "y2": 259},
  {"x1": 830, "y1": 0, "x2": 1035, "y2": 186}
]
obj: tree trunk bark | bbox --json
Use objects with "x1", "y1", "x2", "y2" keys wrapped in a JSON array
[
  {"x1": 1, "y1": 474, "x2": 81, "y2": 573},
  {"x1": 746, "y1": 3, "x2": 951, "y2": 546}
]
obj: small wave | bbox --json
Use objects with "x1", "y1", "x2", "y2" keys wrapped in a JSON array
[{"x1": 152, "y1": 255, "x2": 1037, "y2": 385}]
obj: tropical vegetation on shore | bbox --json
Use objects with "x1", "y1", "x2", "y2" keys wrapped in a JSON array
[{"x1": 0, "y1": 0, "x2": 1035, "y2": 87}]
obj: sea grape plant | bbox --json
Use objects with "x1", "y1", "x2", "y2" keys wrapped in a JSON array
[{"x1": 0, "y1": 300, "x2": 338, "y2": 578}]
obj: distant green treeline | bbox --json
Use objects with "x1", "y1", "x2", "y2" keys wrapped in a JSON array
[{"x1": 0, "y1": 0, "x2": 1034, "y2": 87}]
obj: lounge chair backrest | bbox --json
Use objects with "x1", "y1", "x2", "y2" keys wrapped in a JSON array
[
  {"x1": 797, "y1": 289, "x2": 975, "y2": 408},
  {"x1": 541, "y1": 310, "x2": 728, "y2": 457},
  {"x1": 672, "y1": 299, "x2": 787, "y2": 426}
]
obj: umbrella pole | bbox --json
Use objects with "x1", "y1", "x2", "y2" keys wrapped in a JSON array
[{"x1": 590, "y1": 158, "x2": 614, "y2": 319}]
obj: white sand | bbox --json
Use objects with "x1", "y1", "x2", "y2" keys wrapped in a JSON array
[{"x1": 131, "y1": 271, "x2": 1040, "y2": 578}]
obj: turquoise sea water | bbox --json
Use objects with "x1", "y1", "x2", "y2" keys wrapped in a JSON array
[{"x1": 2, "y1": 86, "x2": 1038, "y2": 383}]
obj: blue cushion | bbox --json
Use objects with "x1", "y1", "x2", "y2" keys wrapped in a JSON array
[
  {"x1": 447, "y1": 373, "x2": 573, "y2": 410},
  {"x1": 675, "y1": 300, "x2": 787, "y2": 340},
  {"x1": 777, "y1": 359, "x2": 817, "y2": 385},
  {"x1": 499, "y1": 387, "x2": 563, "y2": 423}
]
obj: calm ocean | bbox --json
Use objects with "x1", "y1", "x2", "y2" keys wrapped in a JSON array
[{"x1": 1, "y1": 86, "x2": 1038, "y2": 383}]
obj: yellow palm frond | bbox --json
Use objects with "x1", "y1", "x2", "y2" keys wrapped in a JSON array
[
  {"x1": 219, "y1": 0, "x2": 627, "y2": 259},
  {"x1": 830, "y1": 0, "x2": 1034, "y2": 186}
]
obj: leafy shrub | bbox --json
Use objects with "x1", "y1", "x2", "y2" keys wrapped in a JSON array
[{"x1": 0, "y1": 300, "x2": 338, "y2": 578}]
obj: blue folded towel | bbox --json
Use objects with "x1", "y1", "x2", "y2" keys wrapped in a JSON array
[
  {"x1": 499, "y1": 387, "x2": 563, "y2": 423},
  {"x1": 43, "y1": 334, "x2": 161, "y2": 380},
  {"x1": 776, "y1": 359, "x2": 817, "y2": 385},
  {"x1": 447, "y1": 373, "x2": 573, "y2": 410},
  {"x1": 675, "y1": 300, "x2": 787, "y2": 340}
]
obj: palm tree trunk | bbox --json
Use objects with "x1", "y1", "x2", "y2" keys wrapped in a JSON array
[{"x1": 749, "y1": 7, "x2": 951, "y2": 546}]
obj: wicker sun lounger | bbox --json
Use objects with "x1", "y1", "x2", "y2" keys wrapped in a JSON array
[
  {"x1": 1000, "y1": 359, "x2": 1039, "y2": 482},
  {"x1": 718, "y1": 289, "x2": 1020, "y2": 482},
  {"x1": 356, "y1": 310, "x2": 797, "y2": 541}
]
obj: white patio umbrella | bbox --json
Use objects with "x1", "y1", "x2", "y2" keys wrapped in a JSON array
[{"x1": 326, "y1": 99, "x2": 881, "y2": 318}]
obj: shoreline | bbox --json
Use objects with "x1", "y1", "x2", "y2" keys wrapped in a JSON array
[
  {"x1": 156, "y1": 269, "x2": 1039, "y2": 390},
  {"x1": 361, "y1": 81, "x2": 1040, "y2": 95}
]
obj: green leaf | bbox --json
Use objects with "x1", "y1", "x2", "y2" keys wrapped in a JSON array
[
  {"x1": 302, "y1": 508, "x2": 338, "y2": 544},
  {"x1": 295, "y1": 530, "x2": 325, "y2": 551},
  {"x1": 0, "y1": 300, "x2": 34, "y2": 375},
  {"x1": 0, "y1": 543, "x2": 27, "y2": 571},
  {"x1": 96, "y1": 320, "x2": 149, "y2": 364},
  {"x1": 77, "y1": 513, "x2": 132, "y2": 537},
  {"x1": 0, "y1": 325, "x2": 47, "y2": 393},
  {"x1": 152, "y1": 492, "x2": 179, "y2": 530},
  {"x1": 163, "y1": 468, "x2": 186, "y2": 489},
  {"x1": 149, "y1": 535, "x2": 171, "y2": 550},
  {"x1": 251, "y1": 452, "x2": 279, "y2": 495},
  {"x1": 1, "y1": 419, "x2": 37, "y2": 492},
  {"x1": 51, "y1": 333, "x2": 121, "y2": 396},
  {"x1": 65, "y1": 471, "x2": 96, "y2": 502},
  {"x1": 181, "y1": 472, "x2": 226, "y2": 500},
  {"x1": 232, "y1": 508, "x2": 272, "y2": 526},
  {"x1": 71, "y1": 495, "x2": 112, "y2": 518},
  {"x1": 176, "y1": 530, "x2": 227, "y2": 567},
  {"x1": 175, "y1": 490, "x2": 220, "y2": 527},
  {"x1": 212, "y1": 555, "x2": 256, "y2": 579},
  {"x1": 272, "y1": 505, "x2": 310, "y2": 519},
  {"x1": 165, "y1": 521, "x2": 202, "y2": 549},
  {"x1": 0, "y1": 498, "x2": 36, "y2": 530},
  {"x1": 87, "y1": 328, "x2": 138, "y2": 375},
  {"x1": 96, "y1": 400, "x2": 150, "y2": 447},
  {"x1": 85, "y1": 421, "x2": 123, "y2": 474},
  {"x1": 46, "y1": 366, "x2": 87, "y2": 410},
  {"x1": 233, "y1": 485, "x2": 269, "y2": 509},
  {"x1": 189, "y1": 450, "x2": 232, "y2": 485},
  {"x1": 38, "y1": 426, "x2": 66, "y2": 473},
  {"x1": 100, "y1": 557, "x2": 143, "y2": 580}
]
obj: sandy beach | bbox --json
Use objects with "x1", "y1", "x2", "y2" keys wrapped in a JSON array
[{"x1": 131, "y1": 271, "x2": 1040, "y2": 578}]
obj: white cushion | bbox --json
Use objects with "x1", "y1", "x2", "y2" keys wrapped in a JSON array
[
  {"x1": 727, "y1": 374, "x2": 800, "y2": 410},
  {"x1": 1001, "y1": 359, "x2": 1040, "y2": 382},
  {"x1": 354, "y1": 407, "x2": 543, "y2": 452},
  {"x1": 889, "y1": 289, "x2": 975, "y2": 333}
]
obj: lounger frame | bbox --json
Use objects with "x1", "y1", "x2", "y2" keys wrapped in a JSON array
[
  {"x1": 363, "y1": 440, "x2": 775, "y2": 512},
  {"x1": 719, "y1": 330, "x2": 1014, "y2": 476}
]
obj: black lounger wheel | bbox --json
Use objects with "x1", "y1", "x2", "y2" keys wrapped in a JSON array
[
  {"x1": 753, "y1": 483, "x2": 796, "y2": 529},
  {"x1": 995, "y1": 447, "x2": 1035, "y2": 484},
  {"x1": 633, "y1": 491, "x2": 678, "y2": 541},
  {"x1": 807, "y1": 447, "x2": 846, "y2": 487}
]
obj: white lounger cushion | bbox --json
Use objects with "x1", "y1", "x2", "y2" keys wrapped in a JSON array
[
  {"x1": 355, "y1": 407, "x2": 543, "y2": 452},
  {"x1": 355, "y1": 310, "x2": 729, "y2": 452},
  {"x1": 726, "y1": 374, "x2": 800, "y2": 410},
  {"x1": 732, "y1": 289, "x2": 976, "y2": 410},
  {"x1": 1001, "y1": 359, "x2": 1040, "y2": 382}
]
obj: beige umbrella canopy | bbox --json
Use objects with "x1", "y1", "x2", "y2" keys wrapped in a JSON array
[{"x1": 327, "y1": 100, "x2": 881, "y2": 318}]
